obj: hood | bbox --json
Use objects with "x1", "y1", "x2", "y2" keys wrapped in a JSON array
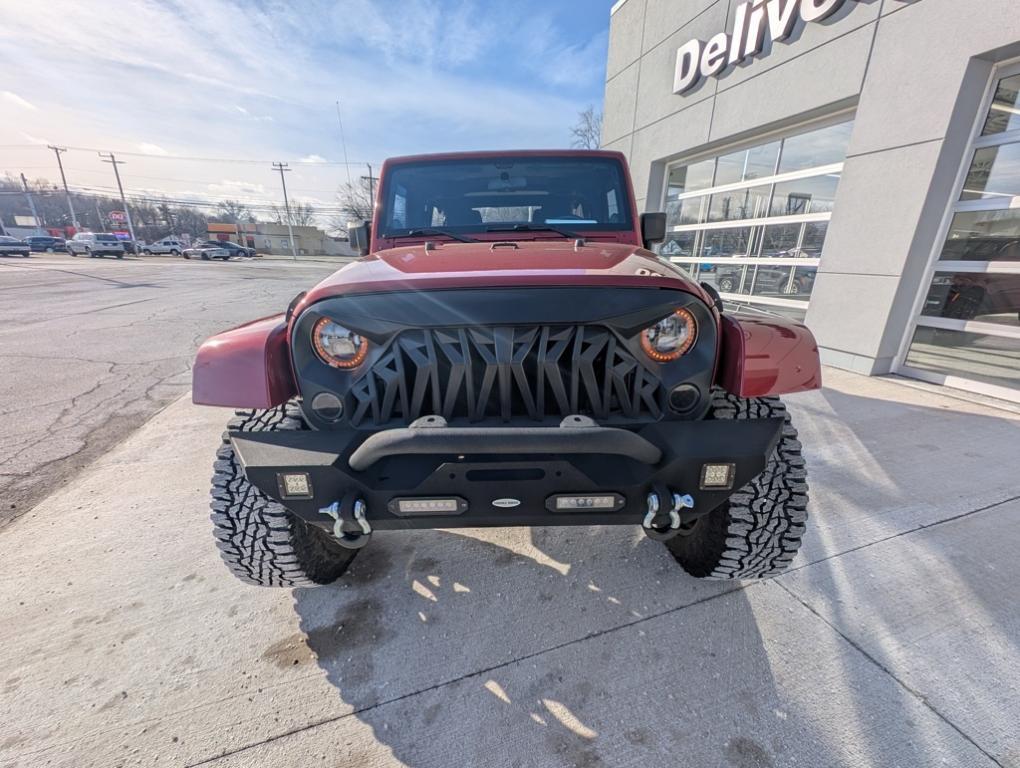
[{"x1": 301, "y1": 240, "x2": 707, "y2": 306}]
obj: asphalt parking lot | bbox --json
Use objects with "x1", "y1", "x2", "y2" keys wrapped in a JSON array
[
  {"x1": 0, "y1": 251, "x2": 341, "y2": 526},
  {"x1": 1, "y1": 255, "x2": 1019, "y2": 767}
]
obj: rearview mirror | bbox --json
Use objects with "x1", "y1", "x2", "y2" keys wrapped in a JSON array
[
  {"x1": 347, "y1": 220, "x2": 371, "y2": 256},
  {"x1": 640, "y1": 212, "x2": 667, "y2": 250}
]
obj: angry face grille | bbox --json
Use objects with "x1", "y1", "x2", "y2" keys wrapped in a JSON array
[{"x1": 347, "y1": 326, "x2": 664, "y2": 426}]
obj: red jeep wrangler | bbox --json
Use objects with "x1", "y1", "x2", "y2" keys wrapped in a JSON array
[{"x1": 193, "y1": 150, "x2": 819, "y2": 588}]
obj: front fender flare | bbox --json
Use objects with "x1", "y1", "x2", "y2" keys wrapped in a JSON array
[
  {"x1": 192, "y1": 315, "x2": 297, "y2": 408},
  {"x1": 715, "y1": 315, "x2": 821, "y2": 398}
]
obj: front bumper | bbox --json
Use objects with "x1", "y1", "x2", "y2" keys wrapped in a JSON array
[{"x1": 230, "y1": 416, "x2": 783, "y2": 531}]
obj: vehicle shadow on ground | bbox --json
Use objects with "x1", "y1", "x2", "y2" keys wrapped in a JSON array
[
  {"x1": 283, "y1": 386, "x2": 1020, "y2": 766},
  {"x1": 291, "y1": 526, "x2": 786, "y2": 766}
]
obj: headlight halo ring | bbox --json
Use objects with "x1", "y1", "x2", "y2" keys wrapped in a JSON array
[
  {"x1": 312, "y1": 317, "x2": 369, "y2": 369},
  {"x1": 640, "y1": 307, "x2": 698, "y2": 362}
]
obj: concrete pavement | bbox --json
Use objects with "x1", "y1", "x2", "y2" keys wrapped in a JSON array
[{"x1": 0, "y1": 368, "x2": 1018, "y2": 767}]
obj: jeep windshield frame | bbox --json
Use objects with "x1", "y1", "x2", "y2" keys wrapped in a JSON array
[{"x1": 377, "y1": 154, "x2": 636, "y2": 243}]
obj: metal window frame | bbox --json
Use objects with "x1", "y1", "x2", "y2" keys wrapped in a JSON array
[
  {"x1": 660, "y1": 113, "x2": 853, "y2": 314},
  {"x1": 895, "y1": 59, "x2": 1020, "y2": 402}
]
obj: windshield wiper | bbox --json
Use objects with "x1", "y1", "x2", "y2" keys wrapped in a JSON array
[
  {"x1": 486, "y1": 224, "x2": 580, "y2": 239},
  {"x1": 396, "y1": 228, "x2": 478, "y2": 243}
]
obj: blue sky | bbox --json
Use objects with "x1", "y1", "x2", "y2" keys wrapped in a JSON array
[{"x1": 0, "y1": 0, "x2": 615, "y2": 214}]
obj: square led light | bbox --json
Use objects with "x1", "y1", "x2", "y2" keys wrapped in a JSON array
[
  {"x1": 278, "y1": 472, "x2": 313, "y2": 499},
  {"x1": 388, "y1": 497, "x2": 467, "y2": 516},
  {"x1": 546, "y1": 494, "x2": 625, "y2": 512},
  {"x1": 700, "y1": 463, "x2": 735, "y2": 490}
]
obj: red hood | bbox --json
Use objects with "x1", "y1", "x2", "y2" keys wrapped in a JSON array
[{"x1": 300, "y1": 241, "x2": 707, "y2": 306}]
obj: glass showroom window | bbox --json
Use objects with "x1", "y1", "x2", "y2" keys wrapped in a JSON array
[
  {"x1": 902, "y1": 67, "x2": 1020, "y2": 400},
  {"x1": 660, "y1": 118, "x2": 853, "y2": 320}
]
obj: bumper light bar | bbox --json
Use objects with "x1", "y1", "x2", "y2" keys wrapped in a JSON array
[
  {"x1": 387, "y1": 497, "x2": 469, "y2": 517},
  {"x1": 546, "y1": 493, "x2": 625, "y2": 512}
]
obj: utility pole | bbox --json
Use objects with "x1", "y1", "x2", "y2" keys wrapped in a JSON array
[
  {"x1": 98, "y1": 152, "x2": 138, "y2": 243},
  {"x1": 20, "y1": 174, "x2": 43, "y2": 235},
  {"x1": 360, "y1": 163, "x2": 378, "y2": 213},
  {"x1": 48, "y1": 145, "x2": 79, "y2": 231},
  {"x1": 94, "y1": 199, "x2": 104, "y2": 230},
  {"x1": 271, "y1": 162, "x2": 298, "y2": 260}
]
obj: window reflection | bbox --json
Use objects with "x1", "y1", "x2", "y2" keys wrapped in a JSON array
[
  {"x1": 982, "y1": 74, "x2": 1020, "y2": 136},
  {"x1": 665, "y1": 194, "x2": 710, "y2": 228},
  {"x1": 701, "y1": 227, "x2": 754, "y2": 258},
  {"x1": 707, "y1": 184, "x2": 772, "y2": 222},
  {"x1": 961, "y1": 142, "x2": 1020, "y2": 200},
  {"x1": 922, "y1": 273, "x2": 1020, "y2": 327},
  {"x1": 770, "y1": 175, "x2": 839, "y2": 216},
  {"x1": 906, "y1": 327, "x2": 1020, "y2": 390},
  {"x1": 778, "y1": 121, "x2": 854, "y2": 173},
  {"x1": 666, "y1": 160, "x2": 715, "y2": 196},
  {"x1": 714, "y1": 142, "x2": 780, "y2": 186},
  {"x1": 940, "y1": 209, "x2": 1020, "y2": 261}
]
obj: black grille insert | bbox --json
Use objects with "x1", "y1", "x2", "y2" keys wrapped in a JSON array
[{"x1": 348, "y1": 326, "x2": 664, "y2": 426}]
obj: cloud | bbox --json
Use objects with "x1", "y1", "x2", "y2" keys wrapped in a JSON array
[
  {"x1": 137, "y1": 142, "x2": 169, "y2": 156},
  {"x1": 0, "y1": 0, "x2": 609, "y2": 183},
  {"x1": 234, "y1": 105, "x2": 274, "y2": 123},
  {"x1": 19, "y1": 132, "x2": 51, "y2": 145},
  {"x1": 207, "y1": 179, "x2": 268, "y2": 196},
  {"x1": 2, "y1": 91, "x2": 38, "y2": 111},
  {"x1": 298, "y1": 154, "x2": 328, "y2": 164}
]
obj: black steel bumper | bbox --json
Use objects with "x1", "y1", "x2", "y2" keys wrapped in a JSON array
[{"x1": 231, "y1": 416, "x2": 783, "y2": 531}]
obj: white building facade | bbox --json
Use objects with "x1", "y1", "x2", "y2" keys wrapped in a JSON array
[{"x1": 603, "y1": 0, "x2": 1020, "y2": 401}]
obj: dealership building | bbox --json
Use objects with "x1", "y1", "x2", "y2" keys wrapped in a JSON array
[{"x1": 603, "y1": 0, "x2": 1020, "y2": 402}]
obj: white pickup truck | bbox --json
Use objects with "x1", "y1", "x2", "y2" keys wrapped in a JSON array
[{"x1": 142, "y1": 238, "x2": 185, "y2": 256}]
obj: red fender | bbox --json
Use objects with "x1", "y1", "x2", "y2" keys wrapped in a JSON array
[
  {"x1": 716, "y1": 315, "x2": 822, "y2": 398},
  {"x1": 192, "y1": 315, "x2": 296, "y2": 408}
]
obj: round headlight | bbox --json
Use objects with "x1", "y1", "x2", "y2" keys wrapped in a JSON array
[
  {"x1": 312, "y1": 318, "x2": 368, "y2": 369},
  {"x1": 641, "y1": 308, "x2": 697, "y2": 362}
]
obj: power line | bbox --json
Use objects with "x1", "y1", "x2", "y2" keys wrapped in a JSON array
[{"x1": 0, "y1": 143, "x2": 377, "y2": 167}]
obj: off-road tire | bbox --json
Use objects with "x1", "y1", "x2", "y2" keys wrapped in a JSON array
[
  {"x1": 664, "y1": 389, "x2": 808, "y2": 579},
  {"x1": 210, "y1": 403, "x2": 358, "y2": 587}
]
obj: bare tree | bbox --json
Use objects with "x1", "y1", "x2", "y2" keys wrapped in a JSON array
[
  {"x1": 570, "y1": 106, "x2": 603, "y2": 150},
  {"x1": 291, "y1": 202, "x2": 316, "y2": 226},
  {"x1": 214, "y1": 199, "x2": 252, "y2": 223},
  {"x1": 331, "y1": 178, "x2": 374, "y2": 231}
]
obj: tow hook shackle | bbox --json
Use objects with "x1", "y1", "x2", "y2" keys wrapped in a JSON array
[
  {"x1": 319, "y1": 494, "x2": 372, "y2": 550},
  {"x1": 642, "y1": 485, "x2": 694, "y2": 541}
]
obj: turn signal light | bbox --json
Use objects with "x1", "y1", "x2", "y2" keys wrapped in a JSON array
[{"x1": 641, "y1": 308, "x2": 697, "y2": 362}]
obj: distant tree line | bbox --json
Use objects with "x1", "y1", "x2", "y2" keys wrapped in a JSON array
[{"x1": 0, "y1": 176, "x2": 320, "y2": 241}]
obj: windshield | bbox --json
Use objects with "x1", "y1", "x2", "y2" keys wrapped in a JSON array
[
  {"x1": 96, "y1": 234, "x2": 121, "y2": 243},
  {"x1": 381, "y1": 156, "x2": 632, "y2": 237}
]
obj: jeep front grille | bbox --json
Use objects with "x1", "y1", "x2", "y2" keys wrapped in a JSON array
[{"x1": 347, "y1": 326, "x2": 664, "y2": 426}]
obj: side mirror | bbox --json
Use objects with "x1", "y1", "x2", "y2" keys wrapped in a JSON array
[
  {"x1": 347, "y1": 220, "x2": 371, "y2": 256},
  {"x1": 640, "y1": 212, "x2": 667, "y2": 250}
]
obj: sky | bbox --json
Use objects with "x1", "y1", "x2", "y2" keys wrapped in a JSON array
[{"x1": 0, "y1": 0, "x2": 614, "y2": 224}]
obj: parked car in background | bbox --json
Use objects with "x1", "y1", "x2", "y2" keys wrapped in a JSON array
[
  {"x1": 183, "y1": 242, "x2": 229, "y2": 260},
  {"x1": 204, "y1": 240, "x2": 257, "y2": 258},
  {"x1": 0, "y1": 235, "x2": 31, "y2": 257},
  {"x1": 26, "y1": 235, "x2": 67, "y2": 253},
  {"x1": 142, "y1": 238, "x2": 184, "y2": 256},
  {"x1": 67, "y1": 232, "x2": 125, "y2": 258}
]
